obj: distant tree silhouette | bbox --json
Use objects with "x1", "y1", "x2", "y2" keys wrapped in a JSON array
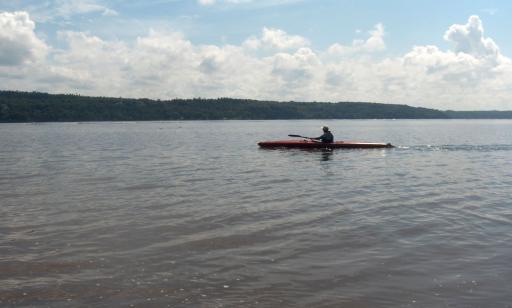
[{"x1": 0, "y1": 90, "x2": 509, "y2": 122}]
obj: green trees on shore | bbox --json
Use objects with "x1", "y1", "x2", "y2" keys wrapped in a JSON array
[{"x1": 0, "y1": 90, "x2": 509, "y2": 122}]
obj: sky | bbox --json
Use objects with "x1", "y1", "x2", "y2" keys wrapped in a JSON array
[{"x1": 1, "y1": 0, "x2": 512, "y2": 110}]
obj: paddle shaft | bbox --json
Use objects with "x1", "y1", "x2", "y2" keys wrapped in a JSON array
[{"x1": 288, "y1": 134, "x2": 315, "y2": 139}]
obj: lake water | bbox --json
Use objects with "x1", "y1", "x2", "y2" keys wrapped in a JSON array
[{"x1": 1, "y1": 120, "x2": 512, "y2": 307}]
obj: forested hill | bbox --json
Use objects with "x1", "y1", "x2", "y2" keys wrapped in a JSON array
[
  {"x1": 0, "y1": 91, "x2": 510, "y2": 122},
  {"x1": 444, "y1": 110, "x2": 512, "y2": 119}
]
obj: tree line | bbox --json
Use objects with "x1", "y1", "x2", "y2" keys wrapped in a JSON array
[{"x1": 0, "y1": 90, "x2": 510, "y2": 122}]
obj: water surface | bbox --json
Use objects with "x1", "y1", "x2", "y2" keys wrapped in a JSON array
[{"x1": 1, "y1": 120, "x2": 512, "y2": 307}]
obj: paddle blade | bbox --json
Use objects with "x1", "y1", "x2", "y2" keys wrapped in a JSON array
[{"x1": 288, "y1": 134, "x2": 304, "y2": 138}]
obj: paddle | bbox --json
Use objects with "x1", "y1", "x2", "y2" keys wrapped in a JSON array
[{"x1": 288, "y1": 134, "x2": 315, "y2": 140}]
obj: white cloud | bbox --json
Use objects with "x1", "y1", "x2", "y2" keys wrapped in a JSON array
[
  {"x1": 366, "y1": 23, "x2": 386, "y2": 51},
  {"x1": 444, "y1": 15, "x2": 499, "y2": 59},
  {"x1": 2, "y1": 13, "x2": 512, "y2": 110},
  {"x1": 271, "y1": 48, "x2": 319, "y2": 82},
  {"x1": 0, "y1": 11, "x2": 48, "y2": 66},
  {"x1": 328, "y1": 23, "x2": 385, "y2": 56},
  {"x1": 244, "y1": 27, "x2": 309, "y2": 50}
]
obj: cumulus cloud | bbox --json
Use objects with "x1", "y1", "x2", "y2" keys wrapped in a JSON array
[
  {"x1": 444, "y1": 15, "x2": 499, "y2": 59},
  {"x1": 0, "y1": 11, "x2": 48, "y2": 66},
  {"x1": 2, "y1": 12, "x2": 512, "y2": 110},
  {"x1": 271, "y1": 48, "x2": 319, "y2": 83},
  {"x1": 328, "y1": 23, "x2": 385, "y2": 55},
  {"x1": 393, "y1": 15, "x2": 512, "y2": 109},
  {"x1": 244, "y1": 27, "x2": 309, "y2": 50}
]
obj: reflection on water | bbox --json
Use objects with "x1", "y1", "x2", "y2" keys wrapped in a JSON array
[
  {"x1": 1, "y1": 120, "x2": 512, "y2": 307},
  {"x1": 320, "y1": 149, "x2": 333, "y2": 161}
]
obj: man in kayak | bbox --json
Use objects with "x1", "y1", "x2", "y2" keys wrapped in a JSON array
[{"x1": 312, "y1": 126, "x2": 334, "y2": 143}]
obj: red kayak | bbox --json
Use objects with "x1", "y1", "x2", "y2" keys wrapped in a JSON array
[{"x1": 258, "y1": 139, "x2": 393, "y2": 149}]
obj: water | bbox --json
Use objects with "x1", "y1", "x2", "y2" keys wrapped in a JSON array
[{"x1": 1, "y1": 120, "x2": 512, "y2": 307}]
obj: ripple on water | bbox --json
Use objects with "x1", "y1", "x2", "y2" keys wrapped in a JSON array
[{"x1": 2, "y1": 120, "x2": 512, "y2": 307}]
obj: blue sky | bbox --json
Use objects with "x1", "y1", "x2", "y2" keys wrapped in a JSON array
[
  {"x1": 2, "y1": 0, "x2": 512, "y2": 110},
  {"x1": 14, "y1": 0, "x2": 512, "y2": 54}
]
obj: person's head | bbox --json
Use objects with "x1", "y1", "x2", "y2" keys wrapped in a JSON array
[{"x1": 322, "y1": 126, "x2": 329, "y2": 132}]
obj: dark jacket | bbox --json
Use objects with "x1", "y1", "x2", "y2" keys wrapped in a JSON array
[{"x1": 314, "y1": 131, "x2": 334, "y2": 143}]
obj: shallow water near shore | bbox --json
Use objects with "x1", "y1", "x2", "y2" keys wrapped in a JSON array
[{"x1": 1, "y1": 119, "x2": 512, "y2": 307}]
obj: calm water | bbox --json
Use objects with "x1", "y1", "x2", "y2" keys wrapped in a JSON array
[{"x1": 1, "y1": 120, "x2": 512, "y2": 308}]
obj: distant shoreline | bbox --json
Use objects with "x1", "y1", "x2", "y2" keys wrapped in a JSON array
[{"x1": 1, "y1": 90, "x2": 512, "y2": 122}]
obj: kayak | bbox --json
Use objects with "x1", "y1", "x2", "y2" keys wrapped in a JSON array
[{"x1": 258, "y1": 139, "x2": 393, "y2": 149}]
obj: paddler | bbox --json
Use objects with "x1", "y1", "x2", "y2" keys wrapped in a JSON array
[{"x1": 312, "y1": 126, "x2": 334, "y2": 143}]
